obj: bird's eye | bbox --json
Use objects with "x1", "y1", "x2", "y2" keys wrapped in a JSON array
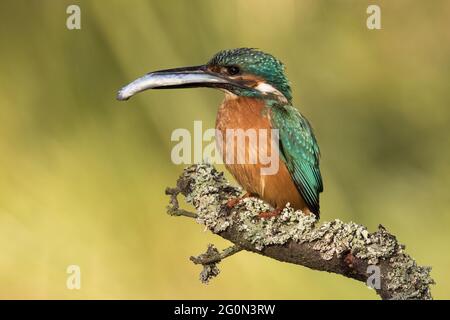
[{"x1": 226, "y1": 66, "x2": 240, "y2": 76}]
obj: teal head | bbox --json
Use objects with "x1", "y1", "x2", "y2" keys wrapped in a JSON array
[{"x1": 117, "y1": 48, "x2": 292, "y2": 103}]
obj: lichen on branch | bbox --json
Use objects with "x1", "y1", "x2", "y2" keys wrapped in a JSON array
[{"x1": 166, "y1": 163, "x2": 434, "y2": 300}]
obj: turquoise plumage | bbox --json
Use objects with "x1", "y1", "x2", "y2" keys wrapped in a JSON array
[{"x1": 271, "y1": 104, "x2": 323, "y2": 215}]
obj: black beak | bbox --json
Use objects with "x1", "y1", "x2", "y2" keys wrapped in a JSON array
[{"x1": 116, "y1": 65, "x2": 240, "y2": 101}]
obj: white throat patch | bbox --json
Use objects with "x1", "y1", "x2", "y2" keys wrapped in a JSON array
[{"x1": 255, "y1": 82, "x2": 288, "y2": 103}]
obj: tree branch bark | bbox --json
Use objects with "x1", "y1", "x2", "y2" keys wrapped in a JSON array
[{"x1": 165, "y1": 164, "x2": 434, "y2": 300}]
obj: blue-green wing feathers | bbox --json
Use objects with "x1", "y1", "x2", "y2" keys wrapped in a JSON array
[{"x1": 271, "y1": 104, "x2": 323, "y2": 215}]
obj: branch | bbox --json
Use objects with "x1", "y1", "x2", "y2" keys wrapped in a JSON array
[
  {"x1": 166, "y1": 164, "x2": 434, "y2": 300},
  {"x1": 188, "y1": 244, "x2": 243, "y2": 284},
  {"x1": 190, "y1": 244, "x2": 242, "y2": 265}
]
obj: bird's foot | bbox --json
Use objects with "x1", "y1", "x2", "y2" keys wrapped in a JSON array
[
  {"x1": 258, "y1": 208, "x2": 283, "y2": 219},
  {"x1": 226, "y1": 192, "x2": 252, "y2": 209}
]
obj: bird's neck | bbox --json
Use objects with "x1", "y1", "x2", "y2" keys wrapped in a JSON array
[{"x1": 216, "y1": 96, "x2": 272, "y2": 132}]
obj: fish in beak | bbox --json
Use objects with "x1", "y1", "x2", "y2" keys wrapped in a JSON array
[{"x1": 116, "y1": 65, "x2": 245, "y2": 101}]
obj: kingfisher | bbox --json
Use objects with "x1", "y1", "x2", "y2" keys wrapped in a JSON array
[{"x1": 117, "y1": 48, "x2": 323, "y2": 217}]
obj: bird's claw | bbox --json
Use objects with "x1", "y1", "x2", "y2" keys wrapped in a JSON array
[
  {"x1": 226, "y1": 192, "x2": 252, "y2": 209},
  {"x1": 258, "y1": 208, "x2": 282, "y2": 219}
]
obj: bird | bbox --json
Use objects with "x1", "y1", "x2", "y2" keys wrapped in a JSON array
[{"x1": 117, "y1": 48, "x2": 323, "y2": 218}]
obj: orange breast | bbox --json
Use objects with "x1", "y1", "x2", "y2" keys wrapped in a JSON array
[{"x1": 215, "y1": 95, "x2": 309, "y2": 212}]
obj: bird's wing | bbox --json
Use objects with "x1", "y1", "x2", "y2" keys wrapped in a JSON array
[{"x1": 270, "y1": 104, "x2": 323, "y2": 214}]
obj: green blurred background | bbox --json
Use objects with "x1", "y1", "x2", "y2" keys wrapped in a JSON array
[{"x1": 0, "y1": 0, "x2": 449, "y2": 299}]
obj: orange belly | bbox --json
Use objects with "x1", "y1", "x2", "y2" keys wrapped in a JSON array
[{"x1": 215, "y1": 95, "x2": 309, "y2": 212}]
